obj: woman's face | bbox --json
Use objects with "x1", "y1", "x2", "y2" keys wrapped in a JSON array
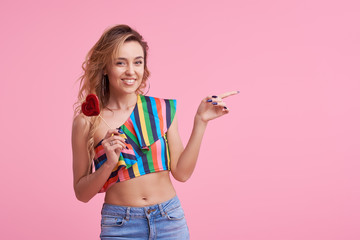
[{"x1": 105, "y1": 41, "x2": 145, "y2": 95}]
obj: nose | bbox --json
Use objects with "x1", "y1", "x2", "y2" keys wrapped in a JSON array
[{"x1": 126, "y1": 63, "x2": 135, "y2": 75}]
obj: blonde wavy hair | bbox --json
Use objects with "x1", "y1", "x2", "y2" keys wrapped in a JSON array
[{"x1": 73, "y1": 24, "x2": 150, "y2": 173}]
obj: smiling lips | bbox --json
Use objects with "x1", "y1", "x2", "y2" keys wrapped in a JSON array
[{"x1": 122, "y1": 78, "x2": 136, "y2": 85}]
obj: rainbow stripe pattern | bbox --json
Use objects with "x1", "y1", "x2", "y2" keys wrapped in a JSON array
[{"x1": 93, "y1": 95, "x2": 177, "y2": 192}]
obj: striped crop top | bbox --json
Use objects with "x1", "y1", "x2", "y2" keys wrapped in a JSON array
[{"x1": 93, "y1": 94, "x2": 177, "y2": 192}]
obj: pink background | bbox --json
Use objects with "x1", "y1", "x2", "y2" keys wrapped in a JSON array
[{"x1": 1, "y1": 0, "x2": 359, "y2": 239}]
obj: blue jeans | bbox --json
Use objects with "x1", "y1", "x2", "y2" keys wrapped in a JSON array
[{"x1": 100, "y1": 195, "x2": 190, "y2": 240}]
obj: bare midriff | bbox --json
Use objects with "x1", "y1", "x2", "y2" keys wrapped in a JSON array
[{"x1": 104, "y1": 171, "x2": 176, "y2": 207}]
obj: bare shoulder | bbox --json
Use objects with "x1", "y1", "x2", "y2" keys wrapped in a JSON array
[
  {"x1": 73, "y1": 113, "x2": 90, "y2": 131},
  {"x1": 72, "y1": 114, "x2": 91, "y2": 143}
]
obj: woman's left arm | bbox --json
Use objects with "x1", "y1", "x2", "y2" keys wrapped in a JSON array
[{"x1": 168, "y1": 91, "x2": 239, "y2": 182}]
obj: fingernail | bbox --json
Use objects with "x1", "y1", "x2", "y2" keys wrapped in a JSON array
[
  {"x1": 224, "y1": 106, "x2": 228, "y2": 109},
  {"x1": 212, "y1": 102, "x2": 218, "y2": 105},
  {"x1": 212, "y1": 95, "x2": 218, "y2": 98},
  {"x1": 237, "y1": 91, "x2": 240, "y2": 93},
  {"x1": 126, "y1": 146, "x2": 129, "y2": 150},
  {"x1": 206, "y1": 99, "x2": 212, "y2": 102}
]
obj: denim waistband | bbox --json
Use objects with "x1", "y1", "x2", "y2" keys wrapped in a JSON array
[{"x1": 101, "y1": 195, "x2": 180, "y2": 218}]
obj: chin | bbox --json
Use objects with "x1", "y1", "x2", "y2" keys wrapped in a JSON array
[{"x1": 121, "y1": 87, "x2": 140, "y2": 95}]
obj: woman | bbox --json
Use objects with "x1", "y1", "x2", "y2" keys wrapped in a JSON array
[{"x1": 72, "y1": 24, "x2": 238, "y2": 239}]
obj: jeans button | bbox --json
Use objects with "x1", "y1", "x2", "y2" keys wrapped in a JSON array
[{"x1": 147, "y1": 209, "x2": 155, "y2": 214}]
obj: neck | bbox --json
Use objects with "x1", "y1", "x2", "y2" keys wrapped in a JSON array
[{"x1": 106, "y1": 91, "x2": 138, "y2": 111}]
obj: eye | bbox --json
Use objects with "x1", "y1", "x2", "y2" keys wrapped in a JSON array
[
  {"x1": 135, "y1": 60, "x2": 143, "y2": 65},
  {"x1": 116, "y1": 62, "x2": 126, "y2": 66}
]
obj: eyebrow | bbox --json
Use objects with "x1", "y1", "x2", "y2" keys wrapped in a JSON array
[{"x1": 116, "y1": 56, "x2": 144, "y2": 60}]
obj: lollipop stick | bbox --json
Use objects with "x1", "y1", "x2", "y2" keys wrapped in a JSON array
[
  {"x1": 99, "y1": 115, "x2": 112, "y2": 129},
  {"x1": 99, "y1": 115, "x2": 116, "y2": 137}
]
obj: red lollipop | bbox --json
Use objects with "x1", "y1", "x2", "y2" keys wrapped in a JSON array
[{"x1": 81, "y1": 94, "x2": 100, "y2": 116}]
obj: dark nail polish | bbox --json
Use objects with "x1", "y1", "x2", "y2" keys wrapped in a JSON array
[
  {"x1": 212, "y1": 95, "x2": 218, "y2": 98},
  {"x1": 206, "y1": 99, "x2": 212, "y2": 102},
  {"x1": 212, "y1": 102, "x2": 218, "y2": 105},
  {"x1": 224, "y1": 106, "x2": 228, "y2": 109},
  {"x1": 126, "y1": 146, "x2": 129, "y2": 150}
]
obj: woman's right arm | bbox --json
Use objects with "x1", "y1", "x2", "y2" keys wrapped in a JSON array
[{"x1": 71, "y1": 115, "x2": 125, "y2": 203}]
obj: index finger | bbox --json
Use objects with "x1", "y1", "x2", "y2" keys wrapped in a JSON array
[{"x1": 219, "y1": 90, "x2": 240, "y2": 99}]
